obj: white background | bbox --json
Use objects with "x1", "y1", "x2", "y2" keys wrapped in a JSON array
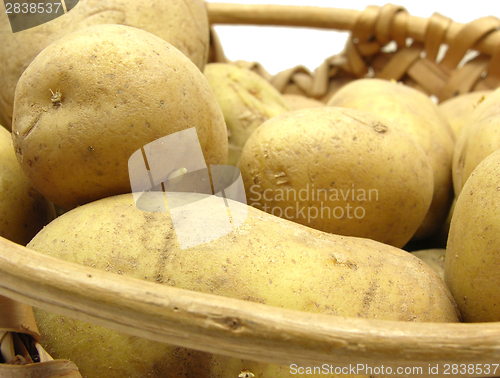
[{"x1": 206, "y1": 0, "x2": 500, "y2": 75}]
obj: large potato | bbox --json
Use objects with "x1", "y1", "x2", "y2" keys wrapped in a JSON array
[
  {"x1": 204, "y1": 63, "x2": 290, "y2": 166},
  {"x1": 446, "y1": 148, "x2": 500, "y2": 322},
  {"x1": 327, "y1": 78, "x2": 455, "y2": 240},
  {"x1": 0, "y1": 126, "x2": 55, "y2": 245},
  {"x1": 0, "y1": 0, "x2": 210, "y2": 129},
  {"x1": 30, "y1": 193, "x2": 459, "y2": 377},
  {"x1": 438, "y1": 90, "x2": 492, "y2": 138},
  {"x1": 237, "y1": 107, "x2": 433, "y2": 248},
  {"x1": 12, "y1": 24, "x2": 227, "y2": 210},
  {"x1": 452, "y1": 87, "x2": 500, "y2": 196}
]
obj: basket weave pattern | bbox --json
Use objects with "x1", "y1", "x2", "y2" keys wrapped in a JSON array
[{"x1": 208, "y1": 3, "x2": 500, "y2": 102}]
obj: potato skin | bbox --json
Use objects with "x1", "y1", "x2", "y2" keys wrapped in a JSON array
[
  {"x1": 452, "y1": 88, "x2": 500, "y2": 196},
  {"x1": 438, "y1": 90, "x2": 492, "y2": 138},
  {"x1": 12, "y1": 24, "x2": 227, "y2": 210},
  {"x1": 446, "y1": 149, "x2": 500, "y2": 322},
  {"x1": 30, "y1": 193, "x2": 459, "y2": 377},
  {"x1": 0, "y1": 0, "x2": 210, "y2": 129},
  {"x1": 283, "y1": 94, "x2": 325, "y2": 110},
  {"x1": 328, "y1": 79, "x2": 455, "y2": 240},
  {"x1": 204, "y1": 63, "x2": 290, "y2": 166},
  {"x1": 237, "y1": 107, "x2": 433, "y2": 248},
  {"x1": 0, "y1": 126, "x2": 55, "y2": 245}
]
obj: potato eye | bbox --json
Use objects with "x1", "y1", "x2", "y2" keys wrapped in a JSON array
[{"x1": 49, "y1": 89, "x2": 63, "y2": 107}]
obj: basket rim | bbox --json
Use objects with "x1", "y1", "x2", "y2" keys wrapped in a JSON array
[
  {"x1": 1, "y1": 236, "x2": 499, "y2": 375},
  {"x1": 206, "y1": 2, "x2": 500, "y2": 58}
]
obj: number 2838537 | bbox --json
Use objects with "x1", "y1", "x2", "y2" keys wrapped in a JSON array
[{"x1": 5, "y1": 3, "x2": 62, "y2": 14}]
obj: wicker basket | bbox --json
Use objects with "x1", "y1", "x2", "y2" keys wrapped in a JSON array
[
  {"x1": 1, "y1": 3, "x2": 500, "y2": 377},
  {"x1": 207, "y1": 2, "x2": 500, "y2": 102}
]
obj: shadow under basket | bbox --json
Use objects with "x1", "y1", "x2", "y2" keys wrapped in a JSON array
[{"x1": 2, "y1": 3, "x2": 500, "y2": 377}]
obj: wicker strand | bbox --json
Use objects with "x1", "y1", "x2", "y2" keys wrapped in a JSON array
[
  {"x1": 0, "y1": 296, "x2": 40, "y2": 342},
  {"x1": 424, "y1": 12, "x2": 451, "y2": 62},
  {"x1": 0, "y1": 296, "x2": 79, "y2": 376}
]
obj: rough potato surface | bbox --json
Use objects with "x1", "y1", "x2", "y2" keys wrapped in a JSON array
[
  {"x1": 237, "y1": 107, "x2": 434, "y2": 248},
  {"x1": 204, "y1": 63, "x2": 290, "y2": 166},
  {"x1": 0, "y1": 0, "x2": 210, "y2": 129},
  {"x1": 446, "y1": 149, "x2": 500, "y2": 322},
  {"x1": 452, "y1": 87, "x2": 500, "y2": 196},
  {"x1": 328, "y1": 79, "x2": 455, "y2": 240},
  {"x1": 12, "y1": 24, "x2": 227, "y2": 210}
]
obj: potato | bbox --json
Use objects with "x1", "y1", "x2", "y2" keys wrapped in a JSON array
[
  {"x1": 411, "y1": 249, "x2": 446, "y2": 281},
  {"x1": 29, "y1": 192, "x2": 459, "y2": 377},
  {"x1": 438, "y1": 90, "x2": 492, "y2": 138},
  {"x1": 327, "y1": 78, "x2": 455, "y2": 240},
  {"x1": 452, "y1": 87, "x2": 500, "y2": 196},
  {"x1": 283, "y1": 94, "x2": 325, "y2": 110},
  {"x1": 0, "y1": 126, "x2": 55, "y2": 245},
  {"x1": 12, "y1": 24, "x2": 227, "y2": 210},
  {"x1": 237, "y1": 107, "x2": 433, "y2": 248},
  {"x1": 445, "y1": 148, "x2": 500, "y2": 322},
  {"x1": 203, "y1": 63, "x2": 290, "y2": 166},
  {"x1": 0, "y1": 0, "x2": 210, "y2": 129}
]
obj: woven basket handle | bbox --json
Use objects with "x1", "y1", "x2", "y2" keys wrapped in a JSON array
[{"x1": 207, "y1": 2, "x2": 500, "y2": 101}]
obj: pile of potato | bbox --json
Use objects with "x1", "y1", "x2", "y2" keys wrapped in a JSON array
[{"x1": 0, "y1": 1, "x2": 499, "y2": 377}]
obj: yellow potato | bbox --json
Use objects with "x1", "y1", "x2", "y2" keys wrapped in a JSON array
[
  {"x1": 283, "y1": 94, "x2": 325, "y2": 110},
  {"x1": 438, "y1": 90, "x2": 492, "y2": 138},
  {"x1": 204, "y1": 63, "x2": 290, "y2": 166},
  {"x1": 237, "y1": 107, "x2": 434, "y2": 248},
  {"x1": 452, "y1": 87, "x2": 500, "y2": 196},
  {"x1": 12, "y1": 24, "x2": 227, "y2": 210},
  {"x1": 0, "y1": 126, "x2": 55, "y2": 245},
  {"x1": 0, "y1": 0, "x2": 210, "y2": 129},
  {"x1": 30, "y1": 192, "x2": 459, "y2": 377},
  {"x1": 327, "y1": 78, "x2": 455, "y2": 240},
  {"x1": 446, "y1": 148, "x2": 500, "y2": 322}
]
